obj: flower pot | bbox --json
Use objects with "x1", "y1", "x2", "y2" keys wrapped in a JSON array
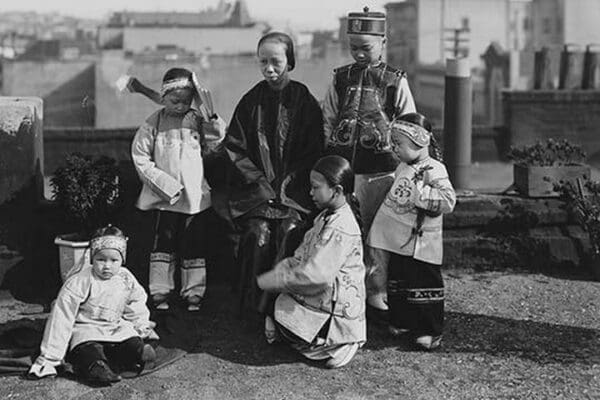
[
  {"x1": 513, "y1": 164, "x2": 591, "y2": 198},
  {"x1": 54, "y1": 234, "x2": 89, "y2": 281}
]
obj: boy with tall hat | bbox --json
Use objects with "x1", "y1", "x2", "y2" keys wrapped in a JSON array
[{"x1": 322, "y1": 6, "x2": 417, "y2": 318}]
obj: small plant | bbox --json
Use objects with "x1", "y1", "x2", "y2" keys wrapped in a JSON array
[
  {"x1": 555, "y1": 178, "x2": 600, "y2": 256},
  {"x1": 507, "y1": 138, "x2": 586, "y2": 166},
  {"x1": 51, "y1": 153, "x2": 121, "y2": 237}
]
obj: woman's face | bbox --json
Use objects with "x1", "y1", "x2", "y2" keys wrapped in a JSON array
[{"x1": 257, "y1": 41, "x2": 290, "y2": 90}]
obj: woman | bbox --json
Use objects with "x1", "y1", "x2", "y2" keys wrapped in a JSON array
[{"x1": 218, "y1": 32, "x2": 324, "y2": 333}]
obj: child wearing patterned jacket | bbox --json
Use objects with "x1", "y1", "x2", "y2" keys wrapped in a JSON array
[
  {"x1": 131, "y1": 67, "x2": 226, "y2": 311},
  {"x1": 366, "y1": 113, "x2": 456, "y2": 350},
  {"x1": 28, "y1": 226, "x2": 158, "y2": 385}
]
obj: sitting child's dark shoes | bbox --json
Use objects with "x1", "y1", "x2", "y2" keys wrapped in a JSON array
[
  {"x1": 120, "y1": 344, "x2": 157, "y2": 377},
  {"x1": 87, "y1": 360, "x2": 121, "y2": 385}
]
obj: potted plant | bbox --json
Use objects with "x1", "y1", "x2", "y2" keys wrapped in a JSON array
[
  {"x1": 556, "y1": 178, "x2": 600, "y2": 280},
  {"x1": 507, "y1": 138, "x2": 590, "y2": 197},
  {"x1": 51, "y1": 153, "x2": 121, "y2": 280}
]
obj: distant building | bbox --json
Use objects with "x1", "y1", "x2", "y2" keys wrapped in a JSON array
[
  {"x1": 98, "y1": 0, "x2": 268, "y2": 56},
  {"x1": 530, "y1": 0, "x2": 600, "y2": 50},
  {"x1": 18, "y1": 38, "x2": 97, "y2": 61},
  {"x1": 385, "y1": 0, "x2": 532, "y2": 72}
]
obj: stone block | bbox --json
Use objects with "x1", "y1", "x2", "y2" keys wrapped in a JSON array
[{"x1": 0, "y1": 97, "x2": 44, "y2": 205}]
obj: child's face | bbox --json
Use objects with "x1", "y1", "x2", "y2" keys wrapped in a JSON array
[
  {"x1": 163, "y1": 88, "x2": 194, "y2": 115},
  {"x1": 310, "y1": 170, "x2": 337, "y2": 210},
  {"x1": 348, "y1": 34, "x2": 384, "y2": 66},
  {"x1": 92, "y1": 249, "x2": 123, "y2": 280},
  {"x1": 257, "y1": 41, "x2": 289, "y2": 90},
  {"x1": 392, "y1": 134, "x2": 427, "y2": 164}
]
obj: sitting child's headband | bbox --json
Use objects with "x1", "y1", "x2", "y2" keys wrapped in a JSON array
[
  {"x1": 90, "y1": 235, "x2": 127, "y2": 262},
  {"x1": 390, "y1": 120, "x2": 431, "y2": 148},
  {"x1": 347, "y1": 6, "x2": 386, "y2": 36},
  {"x1": 161, "y1": 77, "x2": 195, "y2": 97}
]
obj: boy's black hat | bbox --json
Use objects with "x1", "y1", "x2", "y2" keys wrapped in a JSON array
[{"x1": 347, "y1": 6, "x2": 386, "y2": 36}]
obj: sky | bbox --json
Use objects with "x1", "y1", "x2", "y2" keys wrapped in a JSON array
[{"x1": 2, "y1": 0, "x2": 394, "y2": 31}]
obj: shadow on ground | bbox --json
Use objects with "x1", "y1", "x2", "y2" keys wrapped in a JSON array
[{"x1": 364, "y1": 311, "x2": 600, "y2": 366}]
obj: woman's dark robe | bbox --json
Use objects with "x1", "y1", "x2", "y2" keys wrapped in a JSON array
[
  {"x1": 213, "y1": 80, "x2": 324, "y2": 221},
  {"x1": 211, "y1": 79, "x2": 324, "y2": 313}
]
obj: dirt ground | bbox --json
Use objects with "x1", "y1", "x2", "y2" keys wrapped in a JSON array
[{"x1": 0, "y1": 269, "x2": 599, "y2": 400}]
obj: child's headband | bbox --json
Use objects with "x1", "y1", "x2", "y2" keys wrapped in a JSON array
[
  {"x1": 160, "y1": 77, "x2": 195, "y2": 97},
  {"x1": 90, "y1": 235, "x2": 127, "y2": 262},
  {"x1": 390, "y1": 120, "x2": 431, "y2": 147}
]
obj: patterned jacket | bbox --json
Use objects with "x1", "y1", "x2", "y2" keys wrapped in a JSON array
[
  {"x1": 37, "y1": 265, "x2": 154, "y2": 364},
  {"x1": 368, "y1": 157, "x2": 456, "y2": 264},
  {"x1": 131, "y1": 108, "x2": 225, "y2": 215},
  {"x1": 258, "y1": 203, "x2": 366, "y2": 345}
]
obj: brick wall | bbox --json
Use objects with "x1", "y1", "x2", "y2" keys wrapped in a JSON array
[{"x1": 503, "y1": 90, "x2": 600, "y2": 163}]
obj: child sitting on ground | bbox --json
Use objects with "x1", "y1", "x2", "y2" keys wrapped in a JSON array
[
  {"x1": 131, "y1": 67, "x2": 226, "y2": 311},
  {"x1": 366, "y1": 113, "x2": 456, "y2": 350},
  {"x1": 257, "y1": 155, "x2": 366, "y2": 369},
  {"x1": 28, "y1": 226, "x2": 158, "y2": 385}
]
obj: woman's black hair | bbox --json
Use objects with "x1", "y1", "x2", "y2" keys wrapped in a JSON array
[
  {"x1": 312, "y1": 155, "x2": 362, "y2": 234},
  {"x1": 257, "y1": 31, "x2": 296, "y2": 71},
  {"x1": 91, "y1": 225, "x2": 125, "y2": 240},
  {"x1": 162, "y1": 67, "x2": 193, "y2": 83},
  {"x1": 397, "y1": 112, "x2": 443, "y2": 162}
]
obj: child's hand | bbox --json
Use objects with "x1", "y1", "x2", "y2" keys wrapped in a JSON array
[
  {"x1": 205, "y1": 115, "x2": 227, "y2": 141},
  {"x1": 412, "y1": 165, "x2": 433, "y2": 184},
  {"x1": 169, "y1": 190, "x2": 182, "y2": 205},
  {"x1": 27, "y1": 356, "x2": 59, "y2": 379}
]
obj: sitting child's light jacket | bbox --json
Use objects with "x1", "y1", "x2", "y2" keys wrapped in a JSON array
[
  {"x1": 131, "y1": 108, "x2": 225, "y2": 215},
  {"x1": 368, "y1": 157, "x2": 456, "y2": 265},
  {"x1": 32, "y1": 262, "x2": 156, "y2": 376},
  {"x1": 258, "y1": 203, "x2": 366, "y2": 346}
]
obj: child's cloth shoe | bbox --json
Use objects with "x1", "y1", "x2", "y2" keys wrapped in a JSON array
[
  {"x1": 325, "y1": 343, "x2": 359, "y2": 369},
  {"x1": 152, "y1": 294, "x2": 169, "y2": 311},
  {"x1": 415, "y1": 335, "x2": 442, "y2": 350},
  {"x1": 186, "y1": 295, "x2": 202, "y2": 312},
  {"x1": 87, "y1": 360, "x2": 121, "y2": 385}
]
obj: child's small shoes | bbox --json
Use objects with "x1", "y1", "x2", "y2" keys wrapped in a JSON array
[
  {"x1": 186, "y1": 295, "x2": 202, "y2": 312},
  {"x1": 152, "y1": 293, "x2": 169, "y2": 311},
  {"x1": 415, "y1": 335, "x2": 442, "y2": 350},
  {"x1": 86, "y1": 360, "x2": 121, "y2": 385}
]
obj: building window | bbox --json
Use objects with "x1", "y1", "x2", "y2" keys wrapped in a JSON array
[
  {"x1": 543, "y1": 18, "x2": 551, "y2": 34},
  {"x1": 523, "y1": 17, "x2": 530, "y2": 31}
]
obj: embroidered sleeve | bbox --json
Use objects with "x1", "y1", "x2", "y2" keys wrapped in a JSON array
[
  {"x1": 202, "y1": 114, "x2": 227, "y2": 152},
  {"x1": 131, "y1": 122, "x2": 183, "y2": 203},
  {"x1": 224, "y1": 100, "x2": 273, "y2": 187},
  {"x1": 414, "y1": 164, "x2": 456, "y2": 214},
  {"x1": 258, "y1": 227, "x2": 350, "y2": 296},
  {"x1": 38, "y1": 277, "x2": 88, "y2": 363},
  {"x1": 394, "y1": 76, "x2": 417, "y2": 117},
  {"x1": 322, "y1": 76, "x2": 338, "y2": 146},
  {"x1": 122, "y1": 271, "x2": 155, "y2": 338}
]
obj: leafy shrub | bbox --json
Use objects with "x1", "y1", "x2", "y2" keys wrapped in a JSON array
[
  {"x1": 51, "y1": 153, "x2": 121, "y2": 236},
  {"x1": 556, "y1": 178, "x2": 600, "y2": 256},
  {"x1": 507, "y1": 138, "x2": 586, "y2": 166}
]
